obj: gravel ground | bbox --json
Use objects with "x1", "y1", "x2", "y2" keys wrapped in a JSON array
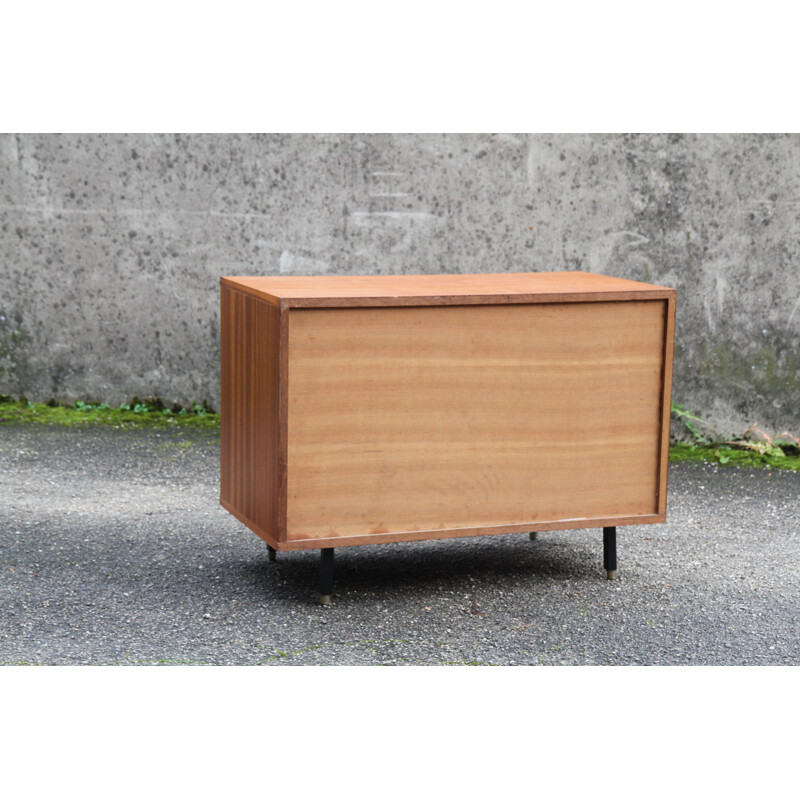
[{"x1": 1, "y1": 423, "x2": 799, "y2": 665}]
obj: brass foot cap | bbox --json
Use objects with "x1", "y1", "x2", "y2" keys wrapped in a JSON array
[
  {"x1": 529, "y1": 532, "x2": 537, "y2": 541},
  {"x1": 606, "y1": 570, "x2": 616, "y2": 580},
  {"x1": 319, "y1": 594, "x2": 332, "y2": 605}
]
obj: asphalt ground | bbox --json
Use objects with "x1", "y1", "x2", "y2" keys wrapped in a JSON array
[{"x1": 1, "y1": 423, "x2": 799, "y2": 666}]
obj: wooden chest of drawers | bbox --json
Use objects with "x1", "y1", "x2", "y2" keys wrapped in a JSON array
[{"x1": 220, "y1": 272, "x2": 676, "y2": 602}]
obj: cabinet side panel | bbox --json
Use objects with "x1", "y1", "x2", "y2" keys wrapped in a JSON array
[
  {"x1": 287, "y1": 301, "x2": 665, "y2": 541},
  {"x1": 220, "y1": 286, "x2": 280, "y2": 542}
]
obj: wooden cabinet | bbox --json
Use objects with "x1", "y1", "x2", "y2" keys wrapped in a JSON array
[{"x1": 220, "y1": 272, "x2": 676, "y2": 601}]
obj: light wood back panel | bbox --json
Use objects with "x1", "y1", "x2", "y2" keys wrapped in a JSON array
[
  {"x1": 220, "y1": 285, "x2": 281, "y2": 542},
  {"x1": 286, "y1": 300, "x2": 668, "y2": 541}
]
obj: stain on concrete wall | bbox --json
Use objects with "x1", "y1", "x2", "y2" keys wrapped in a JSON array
[
  {"x1": 1, "y1": 133, "x2": 799, "y2": 434},
  {"x1": 0, "y1": 303, "x2": 29, "y2": 390}
]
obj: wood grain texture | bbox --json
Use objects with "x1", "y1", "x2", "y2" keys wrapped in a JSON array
[
  {"x1": 219, "y1": 284, "x2": 282, "y2": 545},
  {"x1": 285, "y1": 300, "x2": 668, "y2": 543},
  {"x1": 656, "y1": 295, "x2": 677, "y2": 515},
  {"x1": 262, "y1": 514, "x2": 667, "y2": 551},
  {"x1": 221, "y1": 271, "x2": 674, "y2": 309}
]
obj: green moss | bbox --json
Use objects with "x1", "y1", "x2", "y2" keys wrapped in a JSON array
[
  {"x1": 0, "y1": 398, "x2": 220, "y2": 430},
  {"x1": 669, "y1": 401, "x2": 800, "y2": 470},
  {"x1": 669, "y1": 442, "x2": 800, "y2": 471}
]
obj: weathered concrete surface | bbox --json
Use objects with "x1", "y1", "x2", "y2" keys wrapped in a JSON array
[{"x1": 2, "y1": 133, "x2": 800, "y2": 435}]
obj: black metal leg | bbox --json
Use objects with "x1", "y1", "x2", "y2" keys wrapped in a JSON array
[
  {"x1": 529, "y1": 531, "x2": 537, "y2": 541},
  {"x1": 319, "y1": 548, "x2": 334, "y2": 605},
  {"x1": 603, "y1": 526, "x2": 617, "y2": 580},
  {"x1": 267, "y1": 544, "x2": 276, "y2": 562}
]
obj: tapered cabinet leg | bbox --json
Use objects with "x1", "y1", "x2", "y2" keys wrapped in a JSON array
[
  {"x1": 319, "y1": 548, "x2": 334, "y2": 605},
  {"x1": 603, "y1": 526, "x2": 617, "y2": 580},
  {"x1": 529, "y1": 531, "x2": 537, "y2": 541},
  {"x1": 267, "y1": 544, "x2": 276, "y2": 562}
]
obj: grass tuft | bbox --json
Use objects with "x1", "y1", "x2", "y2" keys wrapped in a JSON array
[
  {"x1": 0, "y1": 397, "x2": 219, "y2": 430},
  {"x1": 669, "y1": 442, "x2": 800, "y2": 471},
  {"x1": 670, "y1": 402, "x2": 800, "y2": 471}
]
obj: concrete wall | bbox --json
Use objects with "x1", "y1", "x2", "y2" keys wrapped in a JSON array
[{"x1": 2, "y1": 133, "x2": 800, "y2": 436}]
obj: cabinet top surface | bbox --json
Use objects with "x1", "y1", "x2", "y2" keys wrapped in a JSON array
[{"x1": 221, "y1": 271, "x2": 675, "y2": 308}]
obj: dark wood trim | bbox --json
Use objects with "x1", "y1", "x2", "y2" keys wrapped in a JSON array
[
  {"x1": 271, "y1": 514, "x2": 667, "y2": 551},
  {"x1": 278, "y1": 290, "x2": 675, "y2": 309},
  {"x1": 657, "y1": 292, "x2": 677, "y2": 516},
  {"x1": 277, "y1": 305, "x2": 290, "y2": 543},
  {"x1": 220, "y1": 498, "x2": 664, "y2": 552}
]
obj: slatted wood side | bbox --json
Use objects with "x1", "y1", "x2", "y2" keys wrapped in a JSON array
[
  {"x1": 220, "y1": 284, "x2": 281, "y2": 544},
  {"x1": 286, "y1": 300, "x2": 667, "y2": 544}
]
